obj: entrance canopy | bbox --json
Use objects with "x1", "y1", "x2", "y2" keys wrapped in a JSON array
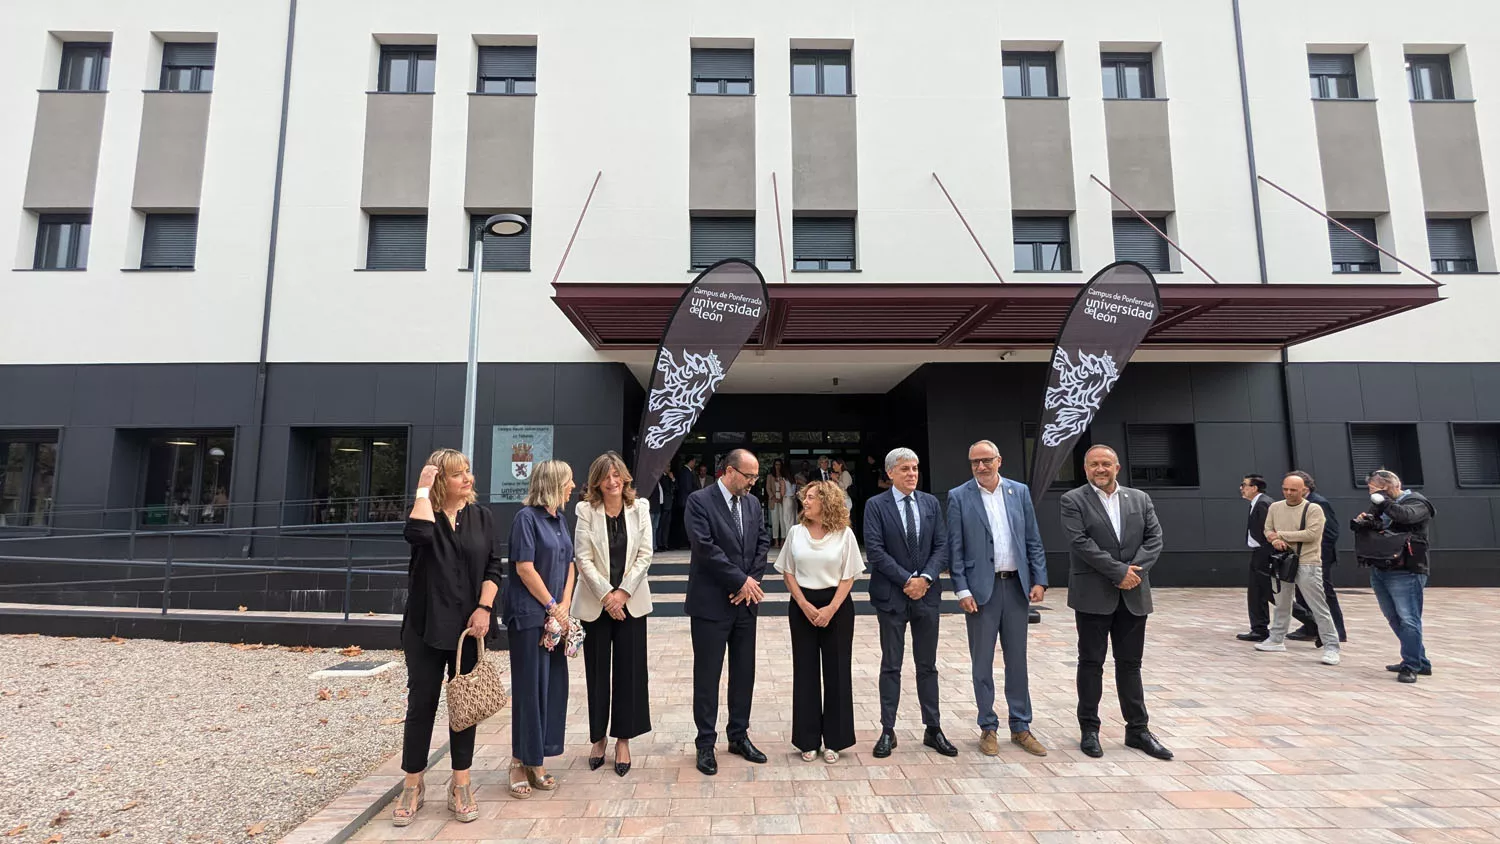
[{"x1": 553, "y1": 280, "x2": 1441, "y2": 350}]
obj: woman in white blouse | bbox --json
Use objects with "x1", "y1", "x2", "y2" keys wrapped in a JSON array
[
  {"x1": 774, "y1": 479, "x2": 864, "y2": 763},
  {"x1": 766, "y1": 459, "x2": 794, "y2": 547}
]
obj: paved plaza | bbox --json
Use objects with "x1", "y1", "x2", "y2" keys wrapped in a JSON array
[{"x1": 290, "y1": 585, "x2": 1500, "y2": 844}]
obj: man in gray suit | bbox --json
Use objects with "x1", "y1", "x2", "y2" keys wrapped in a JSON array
[
  {"x1": 946, "y1": 440, "x2": 1049, "y2": 758},
  {"x1": 1060, "y1": 444, "x2": 1172, "y2": 761}
]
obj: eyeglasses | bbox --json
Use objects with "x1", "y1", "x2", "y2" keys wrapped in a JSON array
[
  {"x1": 725, "y1": 465, "x2": 757, "y2": 484},
  {"x1": 969, "y1": 457, "x2": 999, "y2": 467}
]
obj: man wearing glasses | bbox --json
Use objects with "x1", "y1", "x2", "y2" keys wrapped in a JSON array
[
  {"x1": 1236, "y1": 474, "x2": 1276, "y2": 642},
  {"x1": 945, "y1": 440, "x2": 1050, "y2": 758},
  {"x1": 683, "y1": 449, "x2": 771, "y2": 775}
]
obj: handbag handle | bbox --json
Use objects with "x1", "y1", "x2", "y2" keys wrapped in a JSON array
[{"x1": 453, "y1": 627, "x2": 487, "y2": 676}]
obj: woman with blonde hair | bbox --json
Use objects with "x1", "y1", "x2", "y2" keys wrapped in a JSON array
[
  {"x1": 394, "y1": 449, "x2": 501, "y2": 826},
  {"x1": 774, "y1": 479, "x2": 864, "y2": 763},
  {"x1": 503, "y1": 459, "x2": 577, "y2": 798},
  {"x1": 572, "y1": 452, "x2": 654, "y2": 776}
]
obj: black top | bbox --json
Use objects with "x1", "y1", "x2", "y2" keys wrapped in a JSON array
[
  {"x1": 403, "y1": 504, "x2": 504, "y2": 651},
  {"x1": 503, "y1": 505, "x2": 575, "y2": 631},
  {"x1": 606, "y1": 509, "x2": 627, "y2": 588}
]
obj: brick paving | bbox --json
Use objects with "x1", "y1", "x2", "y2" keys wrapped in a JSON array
[{"x1": 289, "y1": 585, "x2": 1500, "y2": 844}]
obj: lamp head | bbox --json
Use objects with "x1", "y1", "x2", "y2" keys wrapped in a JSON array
[{"x1": 484, "y1": 213, "x2": 528, "y2": 238}]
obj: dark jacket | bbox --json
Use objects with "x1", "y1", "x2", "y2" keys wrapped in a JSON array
[
  {"x1": 1247, "y1": 493, "x2": 1274, "y2": 567},
  {"x1": 1376, "y1": 490, "x2": 1436, "y2": 574},
  {"x1": 1308, "y1": 491, "x2": 1339, "y2": 564},
  {"x1": 649, "y1": 473, "x2": 674, "y2": 514},
  {"x1": 673, "y1": 465, "x2": 696, "y2": 508},
  {"x1": 1060, "y1": 483, "x2": 1163, "y2": 616},
  {"x1": 863, "y1": 488, "x2": 947, "y2": 613},
  {"x1": 683, "y1": 484, "x2": 771, "y2": 621}
]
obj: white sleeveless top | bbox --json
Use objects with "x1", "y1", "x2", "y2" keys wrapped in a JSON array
[{"x1": 773, "y1": 524, "x2": 864, "y2": 590}]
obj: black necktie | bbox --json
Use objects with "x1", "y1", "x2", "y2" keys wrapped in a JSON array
[
  {"x1": 903, "y1": 496, "x2": 919, "y2": 558},
  {"x1": 731, "y1": 495, "x2": 744, "y2": 539}
]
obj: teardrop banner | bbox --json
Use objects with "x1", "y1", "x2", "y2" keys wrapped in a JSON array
[
  {"x1": 634, "y1": 259, "x2": 770, "y2": 499},
  {"x1": 1028, "y1": 261, "x2": 1161, "y2": 507}
]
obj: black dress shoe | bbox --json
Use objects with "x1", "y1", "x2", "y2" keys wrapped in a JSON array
[
  {"x1": 1387, "y1": 663, "x2": 1432, "y2": 676},
  {"x1": 873, "y1": 730, "x2": 897, "y2": 758},
  {"x1": 727, "y1": 738, "x2": 767, "y2": 764},
  {"x1": 1397, "y1": 668, "x2": 1418, "y2": 684},
  {"x1": 588, "y1": 754, "x2": 605, "y2": 771},
  {"x1": 923, "y1": 727, "x2": 958, "y2": 757},
  {"x1": 1125, "y1": 731, "x2": 1174, "y2": 761},
  {"x1": 696, "y1": 747, "x2": 718, "y2": 776},
  {"x1": 1286, "y1": 629, "x2": 1317, "y2": 642},
  {"x1": 615, "y1": 761, "x2": 631, "y2": 777},
  {"x1": 1236, "y1": 632, "x2": 1269, "y2": 642},
  {"x1": 1080, "y1": 731, "x2": 1103, "y2": 758}
]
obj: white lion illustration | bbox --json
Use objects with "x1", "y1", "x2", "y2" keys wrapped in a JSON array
[
  {"x1": 1041, "y1": 348, "x2": 1120, "y2": 447},
  {"x1": 644, "y1": 348, "x2": 726, "y2": 450}
]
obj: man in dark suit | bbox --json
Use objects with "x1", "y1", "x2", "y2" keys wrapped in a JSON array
[
  {"x1": 651, "y1": 467, "x2": 675, "y2": 552},
  {"x1": 1289, "y1": 478, "x2": 1347, "y2": 646},
  {"x1": 671, "y1": 456, "x2": 698, "y2": 550},
  {"x1": 1237, "y1": 474, "x2": 1276, "y2": 642},
  {"x1": 863, "y1": 447, "x2": 956, "y2": 758},
  {"x1": 1061, "y1": 444, "x2": 1172, "y2": 761},
  {"x1": 812, "y1": 455, "x2": 834, "y2": 484},
  {"x1": 947, "y1": 440, "x2": 1049, "y2": 758},
  {"x1": 683, "y1": 448, "x2": 771, "y2": 775}
]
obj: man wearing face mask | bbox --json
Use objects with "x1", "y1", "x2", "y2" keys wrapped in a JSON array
[{"x1": 1356, "y1": 469, "x2": 1435, "y2": 684}]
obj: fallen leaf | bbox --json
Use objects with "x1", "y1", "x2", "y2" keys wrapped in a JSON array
[
  {"x1": 4, "y1": 825, "x2": 26, "y2": 838},
  {"x1": 45, "y1": 835, "x2": 62, "y2": 844},
  {"x1": 316, "y1": 688, "x2": 332, "y2": 701},
  {"x1": 116, "y1": 801, "x2": 138, "y2": 812},
  {"x1": 230, "y1": 643, "x2": 265, "y2": 651},
  {"x1": 365, "y1": 610, "x2": 377, "y2": 617},
  {"x1": 360, "y1": 690, "x2": 369, "y2": 697},
  {"x1": 339, "y1": 645, "x2": 364, "y2": 657},
  {"x1": 50, "y1": 809, "x2": 71, "y2": 826},
  {"x1": 54, "y1": 720, "x2": 65, "y2": 728},
  {"x1": 1, "y1": 690, "x2": 15, "y2": 697},
  {"x1": 336, "y1": 688, "x2": 351, "y2": 700},
  {"x1": 106, "y1": 636, "x2": 125, "y2": 644},
  {"x1": 237, "y1": 605, "x2": 248, "y2": 612},
  {"x1": 245, "y1": 822, "x2": 265, "y2": 837},
  {"x1": 288, "y1": 645, "x2": 315, "y2": 653},
  {"x1": 380, "y1": 717, "x2": 404, "y2": 725},
  {"x1": 97, "y1": 829, "x2": 117, "y2": 838},
  {"x1": 301, "y1": 767, "x2": 318, "y2": 776},
  {"x1": 318, "y1": 718, "x2": 328, "y2": 725}
]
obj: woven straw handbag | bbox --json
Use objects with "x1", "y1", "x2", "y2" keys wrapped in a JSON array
[{"x1": 445, "y1": 628, "x2": 509, "y2": 732}]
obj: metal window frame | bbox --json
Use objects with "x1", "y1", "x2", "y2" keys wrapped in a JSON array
[
  {"x1": 159, "y1": 44, "x2": 215, "y2": 92},
  {"x1": 1123, "y1": 422, "x2": 1200, "y2": 489},
  {"x1": 475, "y1": 46, "x2": 536, "y2": 94},
  {"x1": 790, "y1": 50, "x2": 853, "y2": 95},
  {"x1": 1406, "y1": 54, "x2": 1455, "y2": 101},
  {"x1": 1111, "y1": 216, "x2": 1170, "y2": 271},
  {"x1": 1450, "y1": 421, "x2": 1500, "y2": 488},
  {"x1": 366, "y1": 214, "x2": 428, "y2": 270},
  {"x1": 33, "y1": 214, "x2": 91, "y2": 270},
  {"x1": 689, "y1": 216, "x2": 756, "y2": 269},
  {"x1": 59, "y1": 42, "x2": 110, "y2": 91},
  {"x1": 307, "y1": 433, "x2": 409, "y2": 523},
  {"x1": 1346, "y1": 421, "x2": 1424, "y2": 488},
  {"x1": 1310, "y1": 72, "x2": 1358, "y2": 99},
  {"x1": 1101, "y1": 52, "x2": 1155, "y2": 99},
  {"x1": 0, "y1": 438, "x2": 57, "y2": 527},
  {"x1": 141, "y1": 213, "x2": 199, "y2": 269},
  {"x1": 791, "y1": 216, "x2": 857, "y2": 271},
  {"x1": 378, "y1": 45, "x2": 436, "y2": 93},
  {"x1": 1428, "y1": 218, "x2": 1478, "y2": 274},
  {"x1": 1003, "y1": 51, "x2": 1058, "y2": 98},
  {"x1": 691, "y1": 48, "x2": 754, "y2": 95},
  {"x1": 1012, "y1": 218, "x2": 1071, "y2": 272},
  {"x1": 137, "y1": 432, "x2": 234, "y2": 528}
]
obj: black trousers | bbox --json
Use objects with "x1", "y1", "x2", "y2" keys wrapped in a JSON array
[
  {"x1": 876, "y1": 599, "x2": 941, "y2": 730},
  {"x1": 788, "y1": 587, "x2": 856, "y2": 753},
  {"x1": 582, "y1": 611, "x2": 652, "y2": 743},
  {"x1": 1247, "y1": 555, "x2": 1274, "y2": 636},
  {"x1": 655, "y1": 505, "x2": 674, "y2": 551},
  {"x1": 691, "y1": 609, "x2": 757, "y2": 750},
  {"x1": 1293, "y1": 560, "x2": 1348, "y2": 640},
  {"x1": 1075, "y1": 598, "x2": 1149, "y2": 734},
  {"x1": 401, "y1": 625, "x2": 479, "y2": 774}
]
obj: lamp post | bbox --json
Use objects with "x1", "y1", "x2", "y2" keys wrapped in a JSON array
[{"x1": 462, "y1": 213, "x2": 530, "y2": 461}]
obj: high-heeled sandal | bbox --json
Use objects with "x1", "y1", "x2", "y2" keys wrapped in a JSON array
[
  {"x1": 801, "y1": 749, "x2": 819, "y2": 762},
  {"x1": 525, "y1": 765, "x2": 558, "y2": 791},
  {"x1": 391, "y1": 780, "x2": 424, "y2": 826},
  {"x1": 823, "y1": 749, "x2": 840, "y2": 764},
  {"x1": 589, "y1": 740, "x2": 606, "y2": 771},
  {"x1": 508, "y1": 761, "x2": 532, "y2": 800},
  {"x1": 448, "y1": 782, "x2": 479, "y2": 822}
]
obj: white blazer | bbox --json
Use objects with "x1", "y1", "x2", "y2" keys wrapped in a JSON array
[{"x1": 571, "y1": 498, "x2": 654, "y2": 621}]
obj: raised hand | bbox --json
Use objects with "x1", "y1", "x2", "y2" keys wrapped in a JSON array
[{"x1": 418, "y1": 464, "x2": 440, "y2": 489}]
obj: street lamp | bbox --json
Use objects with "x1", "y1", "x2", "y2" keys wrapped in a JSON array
[{"x1": 462, "y1": 213, "x2": 530, "y2": 461}]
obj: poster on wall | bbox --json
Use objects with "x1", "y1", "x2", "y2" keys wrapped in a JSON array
[{"x1": 490, "y1": 425, "x2": 554, "y2": 503}]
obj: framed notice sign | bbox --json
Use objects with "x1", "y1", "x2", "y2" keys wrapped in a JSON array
[{"x1": 490, "y1": 425, "x2": 553, "y2": 503}]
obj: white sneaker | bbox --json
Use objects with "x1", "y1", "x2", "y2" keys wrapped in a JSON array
[
  {"x1": 1255, "y1": 640, "x2": 1287, "y2": 652},
  {"x1": 1321, "y1": 649, "x2": 1341, "y2": 666}
]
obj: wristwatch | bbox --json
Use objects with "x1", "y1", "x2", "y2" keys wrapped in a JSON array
[{"x1": 476, "y1": 603, "x2": 493, "y2": 613}]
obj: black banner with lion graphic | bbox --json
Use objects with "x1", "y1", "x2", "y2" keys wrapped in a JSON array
[
  {"x1": 634, "y1": 259, "x2": 770, "y2": 499},
  {"x1": 1028, "y1": 262, "x2": 1160, "y2": 508}
]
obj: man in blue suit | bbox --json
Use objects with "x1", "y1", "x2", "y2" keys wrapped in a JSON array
[
  {"x1": 863, "y1": 447, "x2": 958, "y2": 758},
  {"x1": 946, "y1": 439, "x2": 1049, "y2": 757}
]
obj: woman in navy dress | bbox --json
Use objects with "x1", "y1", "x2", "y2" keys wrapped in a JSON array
[{"x1": 503, "y1": 459, "x2": 577, "y2": 798}]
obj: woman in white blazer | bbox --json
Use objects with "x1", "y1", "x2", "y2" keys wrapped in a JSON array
[{"x1": 572, "y1": 451, "x2": 653, "y2": 777}]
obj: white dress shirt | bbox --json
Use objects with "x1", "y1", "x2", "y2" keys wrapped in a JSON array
[
  {"x1": 1093, "y1": 483, "x2": 1124, "y2": 542},
  {"x1": 1247, "y1": 492, "x2": 1268, "y2": 548},
  {"x1": 981, "y1": 481, "x2": 1018, "y2": 573}
]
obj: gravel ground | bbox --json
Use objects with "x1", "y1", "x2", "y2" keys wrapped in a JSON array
[{"x1": 0, "y1": 633, "x2": 410, "y2": 844}]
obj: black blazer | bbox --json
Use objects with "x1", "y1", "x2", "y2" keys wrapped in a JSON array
[
  {"x1": 683, "y1": 484, "x2": 771, "y2": 621},
  {"x1": 649, "y1": 474, "x2": 673, "y2": 514},
  {"x1": 1247, "y1": 494, "x2": 1274, "y2": 565},
  {"x1": 1309, "y1": 492, "x2": 1339, "y2": 563},
  {"x1": 674, "y1": 466, "x2": 696, "y2": 508},
  {"x1": 863, "y1": 489, "x2": 947, "y2": 613}
]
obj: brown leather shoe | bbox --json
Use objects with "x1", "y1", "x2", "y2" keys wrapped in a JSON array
[
  {"x1": 979, "y1": 729, "x2": 1000, "y2": 756},
  {"x1": 1011, "y1": 730, "x2": 1048, "y2": 757}
]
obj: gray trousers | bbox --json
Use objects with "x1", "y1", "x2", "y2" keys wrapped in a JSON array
[
  {"x1": 965, "y1": 572, "x2": 1033, "y2": 733},
  {"x1": 1270, "y1": 560, "x2": 1340, "y2": 650}
]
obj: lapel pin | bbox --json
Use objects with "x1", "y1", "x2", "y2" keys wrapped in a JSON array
[{"x1": 1007, "y1": 488, "x2": 1013, "y2": 495}]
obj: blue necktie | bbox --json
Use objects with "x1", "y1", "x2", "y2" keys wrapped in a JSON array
[{"x1": 903, "y1": 496, "x2": 919, "y2": 558}]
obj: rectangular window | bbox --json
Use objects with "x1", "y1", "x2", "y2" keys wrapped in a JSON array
[
  {"x1": 1013, "y1": 217, "x2": 1071, "y2": 271},
  {"x1": 1407, "y1": 54, "x2": 1455, "y2": 101},
  {"x1": 140, "y1": 434, "x2": 234, "y2": 526},
  {"x1": 1428, "y1": 218, "x2": 1478, "y2": 274},
  {"x1": 0, "y1": 435, "x2": 58, "y2": 528},
  {"x1": 1113, "y1": 217, "x2": 1169, "y2": 271},
  {"x1": 1125, "y1": 423, "x2": 1199, "y2": 487},
  {"x1": 469, "y1": 213, "x2": 531, "y2": 271},
  {"x1": 792, "y1": 217, "x2": 856, "y2": 271},
  {"x1": 1349, "y1": 422, "x2": 1423, "y2": 487},
  {"x1": 690, "y1": 216, "x2": 755, "y2": 269},
  {"x1": 691, "y1": 48, "x2": 754, "y2": 95},
  {"x1": 1453, "y1": 423, "x2": 1500, "y2": 487},
  {"x1": 1329, "y1": 218, "x2": 1379, "y2": 273},
  {"x1": 34, "y1": 214, "x2": 91, "y2": 270},
  {"x1": 309, "y1": 435, "x2": 409, "y2": 524},
  {"x1": 379, "y1": 45, "x2": 436, "y2": 93},
  {"x1": 476, "y1": 45, "x2": 536, "y2": 94},
  {"x1": 367, "y1": 215, "x2": 427, "y2": 270},
  {"x1": 141, "y1": 213, "x2": 199, "y2": 269},
  {"x1": 160, "y1": 42, "x2": 216, "y2": 92},
  {"x1": 1023, "y1": 422, "x2": 1083, "y2": 488},
  {"x1": 59, "y1": 42, "x2": 110, "y2": 91},
  {"x1": 791, "y1": 50, "x2": 851, "y2": 95},
  {"x1": 1101, "y1": 52, "x2": 1154, "y2": 99},
  {"x1": 1003, "y1": 51, "x2": 1057, "y2": 98},
  {"x1": 1308, "y1": 53, "x2": 1358, "y2": 99}
]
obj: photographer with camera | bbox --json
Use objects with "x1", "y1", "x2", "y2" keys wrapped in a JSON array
[
  {"x1": 1255, "y1": 472, "x2": 1342, "y2": 666},
  {"x1": 1353, "y1": 469, "x2": 1435, "y2": 684}
]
